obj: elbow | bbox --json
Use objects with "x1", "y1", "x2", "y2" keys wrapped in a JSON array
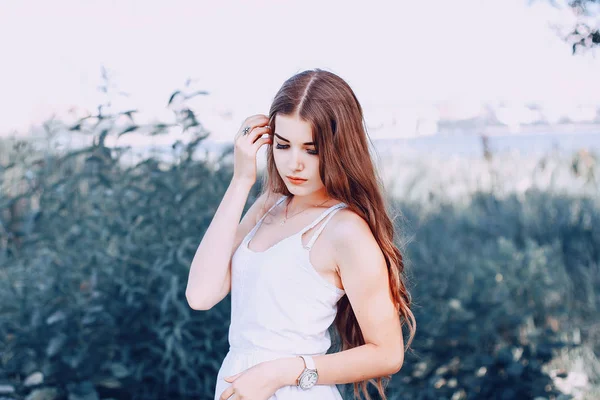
[
  {"x1": 382, "y1": 346, "x2": 404, "y2": 375},
  {"x1": 389, "y1": 357, "x2": 404, "y2": 374},
  {"x1": 185, "y1": 291, "x2": 213, "y2": 311}
]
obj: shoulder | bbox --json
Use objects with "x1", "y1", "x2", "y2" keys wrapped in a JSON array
[
  {"x1": 329, "y1": 207, "x2": 384, "y2": 271},
  {"x1": 330, "y1": 207, "x2": 373, "y2": 244},
  {"x1": 252, "y1": 191, "x2": 286, "y2": 224}
]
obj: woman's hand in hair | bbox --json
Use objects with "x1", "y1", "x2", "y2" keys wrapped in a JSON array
[{"x1": 233, "y1": 114, "x2": 272, "y2": 186}]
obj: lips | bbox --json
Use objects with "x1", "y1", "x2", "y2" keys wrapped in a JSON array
[{"x1": 287, "y1": 176, "x2": 307, "y2": 183}]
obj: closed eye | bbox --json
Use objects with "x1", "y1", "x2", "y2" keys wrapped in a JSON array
[{"x1": 275, "y1": 143, "x2": 318, "y2": 155}]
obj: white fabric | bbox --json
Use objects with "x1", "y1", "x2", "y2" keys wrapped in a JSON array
[{"x1": 214, "y1": 195, "x2": 347, "y2": 399}]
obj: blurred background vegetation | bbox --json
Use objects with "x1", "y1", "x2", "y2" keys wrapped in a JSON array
[
  {"x1": 0, "y1": 74, "x2": 598, "y2": 400},
  {"x1": 563, "y1": 0, "x2": 600, "y2": 53}
]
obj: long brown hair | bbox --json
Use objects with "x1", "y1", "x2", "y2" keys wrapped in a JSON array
[{"x1": 261, "y1": 69, "x2": 416, "y2": 399}]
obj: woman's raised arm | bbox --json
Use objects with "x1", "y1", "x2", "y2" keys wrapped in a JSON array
[{"x1": 185, "y1": 115, "x2": 273, "y2": 310}]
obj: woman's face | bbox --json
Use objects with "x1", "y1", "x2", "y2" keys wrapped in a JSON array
[{"x1": 272, "y1": 113, "x2": 325, "y2": 196}]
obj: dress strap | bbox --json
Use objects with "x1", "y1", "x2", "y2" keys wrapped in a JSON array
[
  {"x1": 247, "y1": 195, "x2": 287, "y2": 240},
  {"x1": 300, "y1": 203, "x2": 347, "y2": 250}
]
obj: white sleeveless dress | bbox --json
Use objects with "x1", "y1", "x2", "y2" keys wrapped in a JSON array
[{"x1": 213, "y1": 195, "x2": 347, "y2": 400}]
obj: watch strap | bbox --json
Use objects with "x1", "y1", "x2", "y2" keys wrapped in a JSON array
[{"x1": 300, "y1": 355, "x2": 316, "y2": 370}]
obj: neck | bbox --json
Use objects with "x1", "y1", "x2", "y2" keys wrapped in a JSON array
[{"x1": 287, "y1": 189, "x2": 331, "y2": 212}]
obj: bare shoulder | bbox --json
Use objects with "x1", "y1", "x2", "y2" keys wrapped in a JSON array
[
  {"x1": 233, "y1": 190, "x2": 283, "y2": 251},
  {"x1": 329, "y1": 208, "x2": 384, "y2": 272},
  {"x1": 250, "y1": 190, "x2": 284, "y2": 224},
  {"x1": 330, "y1": 208, "x2": 374, "y2": 244}
]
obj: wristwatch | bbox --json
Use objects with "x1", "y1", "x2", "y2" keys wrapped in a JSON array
[{"x1": 296, "y1": 355, "x2": 318, "y2": 390}]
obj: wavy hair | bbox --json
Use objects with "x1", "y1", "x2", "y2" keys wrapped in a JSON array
[{"x1": 261, "y1": 69, "x2": 416, "y2": 400}]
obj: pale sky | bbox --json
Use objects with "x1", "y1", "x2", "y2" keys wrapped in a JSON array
[{"x1": 1, "y1": 0, "x2": 599, "y2": 141}]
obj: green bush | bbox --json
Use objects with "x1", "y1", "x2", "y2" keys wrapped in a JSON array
[
  {"x1": 0, "y1": 93, "x2": 263, "y2": 399},
  {"x1": 1, "y1": 91, "x2": 598, "y2": 399},
  {"x1": 384, "y1": 190, "x2": 599, "y2": 399}
]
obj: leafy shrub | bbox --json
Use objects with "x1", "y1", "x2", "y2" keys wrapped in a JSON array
[{"x1": 1, "y1": 88, "x2": 598, "y2": 399}]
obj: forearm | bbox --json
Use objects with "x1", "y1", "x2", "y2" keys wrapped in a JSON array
[
  {"x1": 276, "y1": 343, "x2": 402, "y2": 387},
  {"x1": 185, "y1": 177, "x2": 253, "y2": 309}
]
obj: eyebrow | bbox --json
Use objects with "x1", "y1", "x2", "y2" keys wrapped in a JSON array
[{"x1": 274, "y1": 133, "x2": 315, "y2": 146}]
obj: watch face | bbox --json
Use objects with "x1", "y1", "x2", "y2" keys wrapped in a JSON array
[{"x1": 299, "y1": 371, "x2": 318, "y2": 389}]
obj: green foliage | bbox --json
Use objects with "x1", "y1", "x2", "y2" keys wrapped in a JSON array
[
  {"x1": 0, "y1": 89, "x2": 260, "y2": 399},
  {"x1": 567, "y1": 0, "x2": 600, "y2": 53},
  {"x1": 383, "y1": 190, "x2": 600, "y2": 399},
  {"x1": 1, "y1": 86, "x2": 598, "y2": 399}
]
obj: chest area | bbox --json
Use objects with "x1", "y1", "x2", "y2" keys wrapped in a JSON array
[{"x1": 245, "y1": 215, "x2": 343, "y2": 291}]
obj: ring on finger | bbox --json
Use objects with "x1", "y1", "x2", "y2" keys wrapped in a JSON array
[{"x1": 242, "y1": 126, "x2": 251, "y2": 135}]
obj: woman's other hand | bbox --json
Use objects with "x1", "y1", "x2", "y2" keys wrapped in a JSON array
[{"x1": 220, "y1": 360, "x2": 282, "y2": 400}]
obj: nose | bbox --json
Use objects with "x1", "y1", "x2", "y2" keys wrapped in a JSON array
[{"x1": 288, "y1": 148, "x2": 304, "y2": 171}]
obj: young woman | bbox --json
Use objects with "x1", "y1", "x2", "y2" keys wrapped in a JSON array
[{"x1": 186, "y1": 69, "x2": 416, "y2": 400}]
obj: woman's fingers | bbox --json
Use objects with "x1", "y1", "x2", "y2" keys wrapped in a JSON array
[
  {"x1": 236, "y1": 115, "x2": 269, "y2": 141},
  {"x1": 232, "y1": 114, "x2": 271, "y2": 184},
  {"x1": 239, "y1": 125, "x2": 270, "y2": 144},
  {"x1": 219, "y1": 386, "x2": 236, "y2": 400},
  {"x1": 245, "y1": 114, "x2": 269, "y2": 127},
  {"x1": 246, "y1": 125, "x2": 271, "y2": 144},
  {"x1": 251, "y1": 133, "x2": 272, "y2": 151}
]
